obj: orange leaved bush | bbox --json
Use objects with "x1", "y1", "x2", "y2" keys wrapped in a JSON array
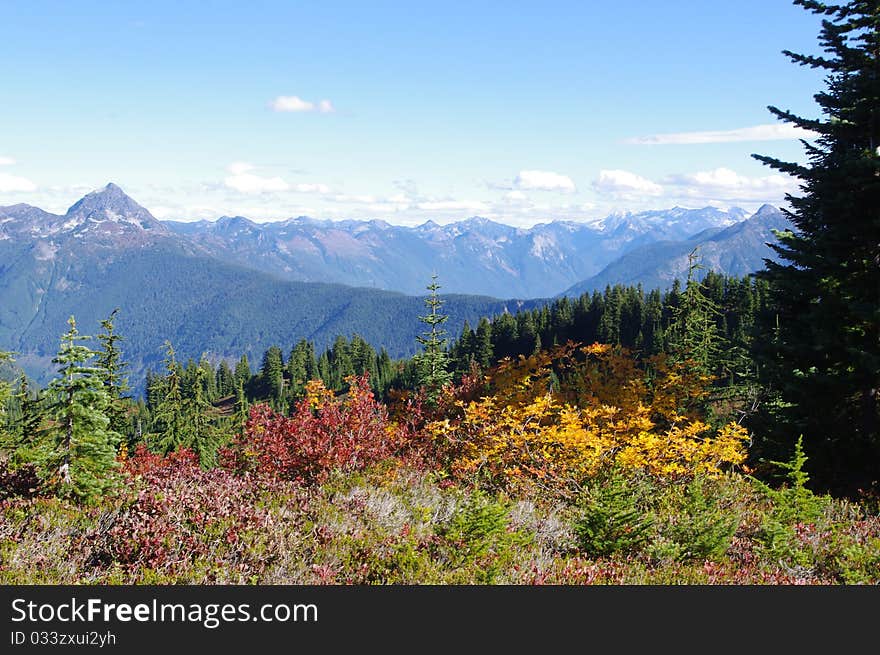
[{"x1": 428, "y1": 343, "x2": 749, "y2": 489}]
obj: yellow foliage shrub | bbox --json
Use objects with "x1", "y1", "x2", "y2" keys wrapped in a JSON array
[{"x1": 428, "y1": 343, "x2": 749, "y2": 489}]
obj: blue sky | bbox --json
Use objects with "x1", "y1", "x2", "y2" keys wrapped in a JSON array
[{"x1": 0, "y1": 1, "x2": 827, "y2": 225}]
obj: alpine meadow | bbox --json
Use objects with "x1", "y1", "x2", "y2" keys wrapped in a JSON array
[{"x1": 1, "y1": 0, "x2": 879, "y2": 590}]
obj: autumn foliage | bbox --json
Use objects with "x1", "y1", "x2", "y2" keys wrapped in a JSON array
[
  {"x1": 222, "y1": 374, "x2": 401, "y2": 484},
  {"x1": 217, "y1": 346, "x2": 749, "y2": 490},
  {"x1": 428, "y1": 343, "x2": 749, "y2": 489},
  {"x1": 86, "y1": 445, "x2": 284, "y2": 581},
  {"x1": 6, "y1": 342, "x2": 880, "y2": 586}
]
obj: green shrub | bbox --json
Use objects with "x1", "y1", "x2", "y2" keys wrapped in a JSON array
[
  {"x1": 573, "y1": 473, "x2": 654, "y2": 558},
  {"x1": 661, "y1": 476, "x2": 740, "y2": 562},
  {"x1": 831, "y1": 537, "x2": 880, "y2": 584},
  {"x1": 754, "y1": 436, "x2": 830, "y2": 565},
  {"x1": 439, "y1": 490, "x2": 530, "y2": 583}
]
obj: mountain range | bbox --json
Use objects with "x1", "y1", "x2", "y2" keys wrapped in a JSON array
[
  {"x1": 0, "y1": 185, "x2": 525, "y2": 386},
  {"x1": 164, "y1": 205, "x2": 755, "y2": 298},
  {"x1": 0, "y1": 184, "x2": 790, "y2": 386},
  {"x1": 563, "y1": 204, "x2": 791, "y2": 296}
]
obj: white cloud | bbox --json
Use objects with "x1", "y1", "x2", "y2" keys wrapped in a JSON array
[
  {"x1": 504, "y1": 190, "x2": 528, "y2": 201},
  {"x1": 224, "y1": 162, "x2": 289, "y2": 194},
  {"x1": 0, "y1": 156, "x2": 37, "y2": 193},
  {"x1": 269, "y1": 95, "x2": 336, "y2": 113},
  {"x1": 148, "y1": 205, "x2": 182, "y2": 220},
  {"x1": 333, "y1": 194, "x2": 378, "y2": 204},
  {"x1": 663, "y1": 167, "x2": 798, "y2": 202},
  {"x1": 293, "y1": 183, "x2": 331, "y2": 194},
  {"x1": 593, "y1": 169, "x2": 663, "y2": 197},
  {"x1": 0, "y1": 173, "x2": 37, "y2": 193},
  {"x1": 223, "y1": 164, "x2": 332, "y2": 195},
  {"x1": 224, "y1": 174, "x2": 289, "y2": 194},
  {"x1": 514, "y1": 170, "x2": 576, "y2": 192},
  {"x1": 590, "y1": 165, "x2": 797, "y2": 209},
  {"x1": 626, "y1": 123, "x2": 818, "y2": 145},
  {"x1": 227, "y1": 161, "x2": 255, "y2": 176},
  {"x1": 223, "y1": 163, "x2": 329, "y2": 195}
]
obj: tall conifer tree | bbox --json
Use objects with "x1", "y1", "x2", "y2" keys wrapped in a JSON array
[
  {"x1": 234, "y1": 354, "x2": 251, "y2": 390},
  {"x1": 151, "y1": 342, "x2": 186, "y2": 455},
  {"x1": 415, "y1": 274, "x2": 453, "y2": 402},
  {"x1": 752, "y1": 0, "x2": 880, "y2": 490},
  {"x1": 667, "y1": 249, "x2": 725, "y2": 377},
  {"x1": 183, "y1": 364, "x2": 221, "y2": 467},
  {"x1": 96, "y1": 308, "x2": 131, "y2": 440},
  {"x1": 260, "y1": 346, "x2": 285, "y2": 406},
  {"x1": 47, "y1": 317, "x2": 120, "y2": 502}
]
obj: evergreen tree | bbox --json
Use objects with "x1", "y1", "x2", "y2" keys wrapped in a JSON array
[
  {"x1": 286, "y1": 339, "x2": 319, "y2": 399},
  {"x1": 551, "y1": 296, "x2": 574, "y2": 342},
  {"x1": 0, "y1": 352, "x2": 11, "y2": 393},
  {"x1": 598, "y1": 285, "x2": 621, "y2": 345},
  {"x1": 620, "y1": 284, "x2": 645, "y2": 349},
  {"x1": 96, "y1": 308, "x2": 131, "y2": 440},
  {"x1": 302, "y1": 341, "x2": 319, "y2": 381},
  {"x1": 328, "y1": 336, "x2": 354, "y2": 390},
  {"x1": 0, "y1": 352, "x2": 17, "y2": 454},
  {"x1": 10, "y1": 375, "x2": 45, "y2": 460},
  {"x1": 259, "y1": 346, "x2": 285, "y2": 407},
  {"x1": 751, "y1": 0, "x2": 880, "y2": 491},
  {"x1": 182, "y1": 363, "x2": 222, "y2": 467},
  {"x1": 491, "y1": 312, "x2": 518, "y2": 360},
  {"x1": 474, "y1": 318, "x2": 494, "y2": 370},
  {"x1": 198, "y1": 356, "x2": 218, "y2": 402},
  {"x1": 234, "y1": 354, "x2": 251, "y2": 390},
  {"x1": 234, "y1": 380, "x2": 249, "y2": 439},
  {"x1": 215, "y1": 360, "x2": 235, "y2": 398},
  {"x1": 415, "y1": 274, "x2": 453, "y2": 401},
  {"x1": 518, "y1": 312, "x2": 541, "y2": 357},
  {"x1": 644, "y1": 289, "x2": 665, "y2": 354},
  {"x1": 145, "y1": 370, "x2": 164, "y2": 412},
  {"x1": 317, "y1": 351, "x2": 331, "y2": 386},
  {"x1": 151, "y1": 342, "x2": 186, "y2": 455},
  {"x1": 131, "y1": 399, "x2": 149, "y2": 446},
  {"x1": 351, "y1": 335, "x2": 379, "y2": 380},
  {"x1": 667, "y1": 249, "x2": 725, "y2": 376},
  {"x1": 376, "y1": 347, "x2": 394, "y2": 393},
  {"x1": 454, "y1": 320, "x2": 477, "y2": 372},
  {"x1": 47, "y1": 317, "x2": 120, "y2": 502}
]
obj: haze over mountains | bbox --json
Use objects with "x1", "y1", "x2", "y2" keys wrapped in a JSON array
[{"x1": 0, "y1": 184, "x2": 790, "y2": 386}]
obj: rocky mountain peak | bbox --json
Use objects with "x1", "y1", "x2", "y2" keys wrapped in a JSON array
[{"x1": 63, "y1": 183, "x2": 167, "y2": 233}]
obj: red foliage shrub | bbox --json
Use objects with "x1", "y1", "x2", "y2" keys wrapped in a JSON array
[
  {"x1": 222, "y1": 374, "x2": 400, "y2": 484},
  {"x1": 122, "y1": 444, "x2": 200, "y2": 477}
]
